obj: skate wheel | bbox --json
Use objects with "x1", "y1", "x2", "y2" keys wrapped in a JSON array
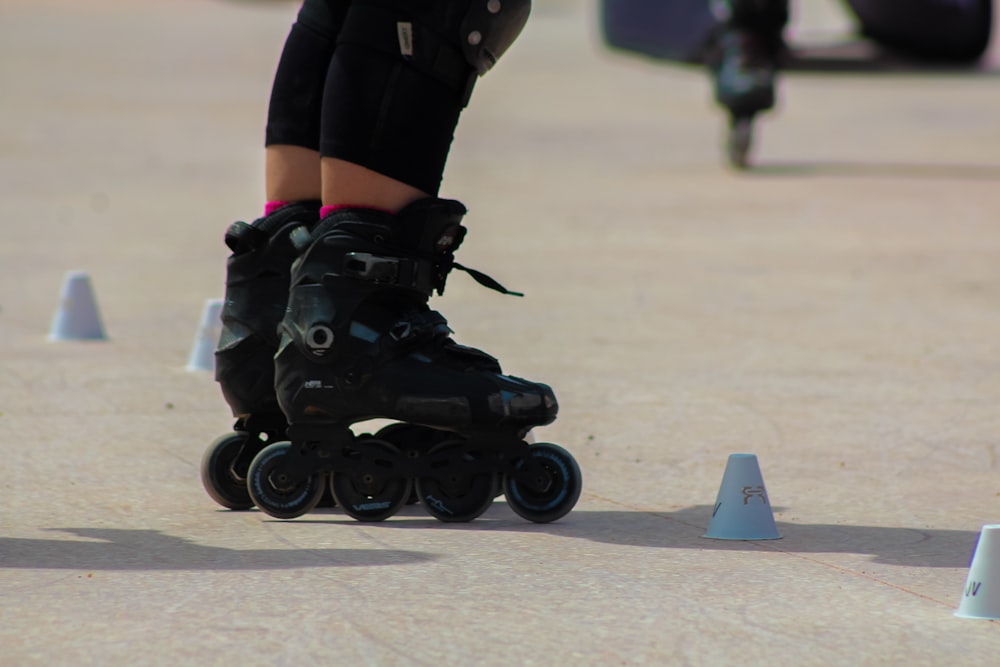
[
  {"x1": 503, "y1": 443, "x2": 582, "y2": 524},
  {"x1": 416, "y1": 441, "x2": 499, "y2": 523},
  {"x1": 374, "y1": 423, "x2": 453, "y2": 504},
  {"x1": 728, "y1": 116, "x2": 754, "y2": 169},
  {"x1": 201, "y1": 431, "x2": 259, "y2": 511},
  {"x1": 247, "y1": 441, "x2": 325, "y2": 519},
  {"x1": 330, "y1": 440, "x2": 411, "y2": 522}
]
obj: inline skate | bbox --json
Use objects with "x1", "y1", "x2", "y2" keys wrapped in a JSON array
[
  {"x1": 245, "y1": 198, "x2": 582, "y2": 523},
  {"x1": 201, "y1": 202, "x2": 320, "y2": 510},
  {"x1": 708, "y1": 1, "x2": 787, "y2": 168}
]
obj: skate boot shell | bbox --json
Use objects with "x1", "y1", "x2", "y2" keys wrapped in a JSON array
[
  {"x1": 246, "y1": 199, "x2": 581, "y2": 523},
  {"x1": 201, "y1": 202, "x2": 320, "y2": 510}
]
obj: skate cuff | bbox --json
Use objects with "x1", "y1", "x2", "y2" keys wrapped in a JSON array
[{"x1": 225, "y1": 221, "x2": 268, "y2": 253}]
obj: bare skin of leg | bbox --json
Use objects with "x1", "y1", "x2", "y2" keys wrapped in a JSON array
[
  {"x1": 266, "y1": 146, "x2": 426, "y2": 214},
  {"x1": 321, "y1": 157, "x2": 428, "y2": 214},
  {"x1": 265, "y1": 145, "x2": 322, "y2": 202}
]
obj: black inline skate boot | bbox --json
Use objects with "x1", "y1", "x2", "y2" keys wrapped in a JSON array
[
  {"x1": 708, "y1": 0, "x2": 787, "y2": 168},
  {"x1": 201, "y1": 201, "x2": 320, "y2": 510},
  {"x1": 246, "y1": 198, "x2": 582, "y2": 523}
]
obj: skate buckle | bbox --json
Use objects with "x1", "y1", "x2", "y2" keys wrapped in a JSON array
[{"x1": 344, "y1": 252, "x2": 399, "y2": 283}]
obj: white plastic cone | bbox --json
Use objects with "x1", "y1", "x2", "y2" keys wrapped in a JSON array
[
  {"x1": 186, "y1": 298, "x2": 224, "y2": 371},
  {"x1": 703, "y1": 453, "x2": 781, "y2": 540},
  {"x1": 956, "y1": 525, "x2": 1000, "y2": 620},
  {"x1": 48, "y1": 271, "x2": 107, "y2": 341}
]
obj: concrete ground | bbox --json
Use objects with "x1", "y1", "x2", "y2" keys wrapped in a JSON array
[{"x1": 3, "y1": 0, "x2": 1000, "y2": 664}]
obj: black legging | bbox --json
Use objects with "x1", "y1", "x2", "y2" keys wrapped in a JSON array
[{"x1": 264, "y1": 0, "x2": 476, "y2": 196}]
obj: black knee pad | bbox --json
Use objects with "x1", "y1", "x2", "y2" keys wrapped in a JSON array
[
  {"x1": 265, "y1": 0, "x2": 351, "y2": 149},
  {"x1": 460, "y1": 0, "x2": 532, "y2": 74}
]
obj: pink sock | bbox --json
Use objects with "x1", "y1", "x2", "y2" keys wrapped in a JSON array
[{"x1": 264, "y1": 200, "x2": 290, "y2": 216}]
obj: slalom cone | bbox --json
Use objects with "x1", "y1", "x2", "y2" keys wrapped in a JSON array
[
  {"x1": 186, "y1": 298, "x2": 224, "y2": 371},
  {"x1": 703, "y1": 453, "x2": 781, "y2": 540},
  {"x1": 955, "y1": 525, "x2": 1000, "y2": 620},
  {"x1": 48, "y1": 271, "x2": 107, "y2": 341}
]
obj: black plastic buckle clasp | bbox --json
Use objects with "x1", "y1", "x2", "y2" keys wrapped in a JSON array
[{"x1": 343, "y1": 252, "x2": 400, "y2": 283}]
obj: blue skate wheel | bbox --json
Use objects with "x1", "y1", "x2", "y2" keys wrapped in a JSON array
[
  {"x1": 503, "y1": 443, "x2": 582, "y2": 523},
  {"x1": 201, "y1": 431, "x2": 259, "y2": 511},
  {"x1": 329, "y1": 440, "x2": 411, "y2": 522},
  {"x1": 416, "y1": 441, "x2": 499, "y2": 523},
  {"x1": 247, "y1": 441, "x2": 326, "y2": 519}
]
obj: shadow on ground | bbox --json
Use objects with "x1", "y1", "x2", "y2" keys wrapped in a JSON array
[
  {"x1": 5, "y1": 507, "x2": 978, "y2": 571},
  {"x1": 0, "y1": 528, "x2": 435, "y2": 571},
  {"x1": 564, "y1": 506, "x2": 980, "y2": 568},
  {"x1": 298, "y1": 504, "x2": 978, "y2": 568}
]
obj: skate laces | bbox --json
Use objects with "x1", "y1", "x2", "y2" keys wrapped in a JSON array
[
  {"x1": 407, "y1": 243, "x2": 524, "y2": 298},
  {"x1": 452, "y1": 262, "x2": 524, "y2": 298}
]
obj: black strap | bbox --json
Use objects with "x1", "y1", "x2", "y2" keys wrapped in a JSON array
[{"x1": 339, "y1": 251, "x2": 524, "y2": 298}]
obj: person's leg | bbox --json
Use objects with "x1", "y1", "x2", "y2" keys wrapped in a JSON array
[
  {"x1": 266, "y1": 146, "x2": 322, "y2": 204},
  {"x1": 707, "y1": 0, "x2": 790, "y2": 167},
  {"x1": 254, "y1": 0, "x2": 578, "y2": 522},
  {"x1": 709, "y1": 0, "x2": 789, "y2": 116},
  {"x1": 204, "y1": 0, "x2": 347, "y2": 509},
  {"x1": 315, "y1": 0, "x2": 484, "y2": 211},
  {"x1": 263, "y1": 0, "x2": 354, "y2": 203},
  {"x1": 842, "y1": 0, "x2": 992, "y2": 62},
  {"x1": 320, "y1": 158, "x2": 427, "y2": 213}
]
